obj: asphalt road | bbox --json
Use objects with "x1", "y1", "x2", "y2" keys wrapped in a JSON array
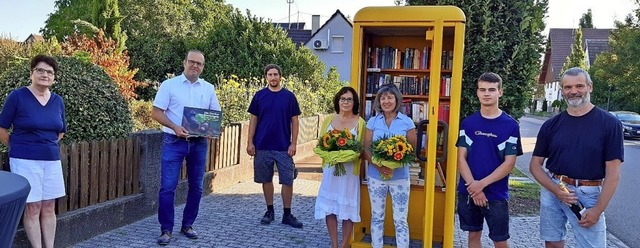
[{"x1": 518, "y1": 116, "x2": 640, "y2": 247}]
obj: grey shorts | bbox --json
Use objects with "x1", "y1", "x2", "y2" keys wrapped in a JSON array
[{"x1": 253, "y1": 150, "x2": 295, "y2": 186}]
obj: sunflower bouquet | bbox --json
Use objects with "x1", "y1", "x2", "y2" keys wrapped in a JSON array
[
  {"x1": 371, "y1": 135, "x2": 415, "y2": 180},
  {"x1": 313, "y1": 129, "x2": 363, "y2": 176}
]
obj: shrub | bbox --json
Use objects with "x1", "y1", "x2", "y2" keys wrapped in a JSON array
[
  {"x1": 214, "y1": 73, "x2": 342, "y2": 125},
  {"x1": 129, "y1": 99, "x2": 162, "y2": 131},
  {"x1": 551, "y1": 99, "x2": 566, "y2": 112},
  {"x1": 215, "y1": 76, "x2": 262, "y2": 126},
  {"x1": 61, "y1": 30, "x2": 141, "y2": 101},
  {"x1": 0, "y1": 37, "x2": 25, "y2": 71},
  {"x1": 0, "y1": 56, "x2": 132, "y2": 143},
  {"x1": 1, "y1": 36, "x2": 62, "y2": 74}
]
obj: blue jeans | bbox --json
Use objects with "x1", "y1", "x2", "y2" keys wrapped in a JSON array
[
  {"x1": 158, "y1": 133, "x2": 208, "y2": 232},
  {"x1": 539, "y1": 177, "x2": 606, "y2": 247}
]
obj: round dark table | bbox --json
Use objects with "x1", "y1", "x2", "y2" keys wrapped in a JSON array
[{"x1": 0, "y1": 171, "x2": 30, "y2": 247}]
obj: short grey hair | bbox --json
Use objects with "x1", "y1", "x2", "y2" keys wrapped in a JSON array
[
  {"x1": 561, "y1": 67, "x2": 592, "y2": 86},
  {"x1": 373, "y1": 84, "x2": 403, "y2": 113}
]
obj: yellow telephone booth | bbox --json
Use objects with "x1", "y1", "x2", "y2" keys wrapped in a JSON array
[{"x1": 349, "y1": 6, "x2": 465, "y2": 248}]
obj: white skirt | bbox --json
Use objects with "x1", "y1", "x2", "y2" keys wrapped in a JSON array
[{"x1": 314, "y1": 162, "x2": 361, "y2": 222}]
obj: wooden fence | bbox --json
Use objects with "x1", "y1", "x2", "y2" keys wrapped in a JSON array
[
  {"x1": 0, "y1": 123, "x2": 243, "y2": 214},
  {"x1": 180, "y1": 123, "x2": 242, "y2": 179},
  {"x1": 57, "y1": 138, "x2": 141, "y2": 214},
  {"x1": 0, "y1": 138, "x2": 141, "y2": 215}
]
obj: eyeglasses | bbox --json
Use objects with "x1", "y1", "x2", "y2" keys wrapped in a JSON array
[
  {"x1": 339, "y1": 97, "x2": 354, "y2": 103},
  {"x1": 33, "y1": 68, "x2": 55, "y2": 76},
  {"x1": 186, "y1": 60, "x2": 204, "y2": 67}
]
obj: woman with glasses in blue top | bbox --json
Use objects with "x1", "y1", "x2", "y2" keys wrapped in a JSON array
[
  {"x1": 0, "y1": 55, "x2": 67, "y2": 248},
  {"x1": 363, "y1": 83, "x2": 417, "y2": 248}
]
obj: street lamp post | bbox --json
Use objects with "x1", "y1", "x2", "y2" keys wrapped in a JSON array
[{"x1": 287, "y1": 0, "x2": 294, "y2": 25}]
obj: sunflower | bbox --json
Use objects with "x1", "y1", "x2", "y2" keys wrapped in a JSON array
[
  {"x1": 345, "y1": 130, "x2": 353, "y2": 140},
  {"x1": 396, "y1": 142, "x2": 407, "y2": 153},
  {"x1": 322, "y1": 134, "x2": 331, "y2": 148}
]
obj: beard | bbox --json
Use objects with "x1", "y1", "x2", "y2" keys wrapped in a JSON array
[{"x1": 564, "y1": 92, "x2": 590, "y2": 107}]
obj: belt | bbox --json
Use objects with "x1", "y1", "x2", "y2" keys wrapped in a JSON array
[
  {"x1": 552, "y1": 174, "x2": 602, "y2": 187},
  {"x1": 166, "y1": 133, "x2": 205, "y2": 142}
]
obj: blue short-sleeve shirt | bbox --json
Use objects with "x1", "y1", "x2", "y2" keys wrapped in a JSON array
[
  {"x1": 455, "y1": 111, "x2": 522, "y2": 200},
  {"x1": 0, "y1": 87, "x2": 67, "y2": 160},
  {"x1": 366, "y1": 112, "x2": 416, "y2": 180},
  {"x1": 248, "y1": 87, "x2": 301, "y2": 151}
]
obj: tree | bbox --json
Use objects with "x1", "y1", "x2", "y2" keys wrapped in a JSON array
[
  {"x1": 43, "y1": 0, "x2": 127, "y2": 51},
  {"x1": 590, "y1": 8, "x2": 640, "y2": 112},
  {"x1": 118, "y1": 0, "x2": 232, "y2": 82},
  {"x1": 579, "y1": 9, "x2": 594, "y2": 28},
  {"x1": 197, "y1": 9, "x2": 326, "y2": 81},
  {"x1": 89, "y1": 0, "x2": 127, "y2": 52},
  {"x1": 562, "y1": 28, "x2": 587, "y2": 73},
  {"x1": 41, "y1": 0, "x2": 94, "y2": 40},
  {"x1": 405, "y1": 0, "x2": 548, "y2": 119}
]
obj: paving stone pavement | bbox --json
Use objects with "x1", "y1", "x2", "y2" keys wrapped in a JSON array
[{"x1": 71, "y1": 177, "x2": 628, "y2": 248}]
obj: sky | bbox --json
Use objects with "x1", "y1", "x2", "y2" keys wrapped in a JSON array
[{"x1": 0, "y1": 0, "x2": 638, "y2": 41}]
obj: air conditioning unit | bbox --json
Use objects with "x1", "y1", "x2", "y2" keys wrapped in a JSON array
[{"x1": 313, "y1": 39, "x2": 328, "y2": 50}]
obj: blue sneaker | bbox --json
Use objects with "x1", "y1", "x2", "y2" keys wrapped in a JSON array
[{"x1": 180, "y1": 226, "x2": 198, "y2": 239}]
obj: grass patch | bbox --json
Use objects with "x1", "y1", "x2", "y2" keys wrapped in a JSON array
[
  {"x1": 509, "y1": 180, "x2": 540, "y2": 199},
  {"x1": 510, "y1": 167, "x2": 528, "y2": 177},
  {"x1": 530, "y1": 111, "x2": 554, "y2": 117},
  {"x1": 509, "y1": 167, "x2": 539, "y2": 199},
  {"x1": 508, "y1": 167, "x2": 541, "y2": 216}
]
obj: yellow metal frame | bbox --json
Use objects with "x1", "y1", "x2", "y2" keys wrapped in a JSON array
[{"x1": 349, "y1": 6, "x2": 465, "y2": 248}]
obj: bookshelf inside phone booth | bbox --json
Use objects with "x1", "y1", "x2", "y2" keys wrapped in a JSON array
[{"x1": 350, "y1": 6, "x2": 465, "y2": 248}]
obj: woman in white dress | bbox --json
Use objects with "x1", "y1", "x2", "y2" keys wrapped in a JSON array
[{"x1": 314, "y1": 87, "x2": 365, "y2": 248}]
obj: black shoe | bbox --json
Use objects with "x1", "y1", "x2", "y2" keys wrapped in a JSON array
[
  {"x1": 282, "y1": 214, "x2": 303, "y2": 228},
  {"x1": 157, "y1": 231, "x2": 172, "y2": 246},
  {"x1": 180, "y1": 226, "x2": 198, "y2": 239},
  {"x1": 260, "y1": 211, "x2": 275, "y2": 224}
]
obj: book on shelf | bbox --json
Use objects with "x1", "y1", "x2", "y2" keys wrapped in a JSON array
[
  {"x1": 367, "y1": 45, "x2": 435, "y2": 70},
  {"x1": 411, "y1": 101, "x2": 428, "y2": 123},
  {"x1": 438, "y1": 103, "x2": 450, "y2": 124},
  {"x1": 440, "y1": 50, "x2": 454, "y2": 70},
  {"x1": 181, "y1": 107, "x2": 222, "y2": 138},
  {"x1": 364, "y1": 100, "x2": 375, "y2": 121},
  {"x1": 439, "y1": 75, "x2": 451, "y2": 97},
  {"x1": 365, "y1": 74, "x2": 430, "y2": 96},
  {"x1": 434, "y1": 162, "x2": 446, "y2": 187}
]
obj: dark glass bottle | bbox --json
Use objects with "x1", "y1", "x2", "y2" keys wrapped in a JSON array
[{"x1": 559, "y1": 180, "x2": 584, "y2": 219}]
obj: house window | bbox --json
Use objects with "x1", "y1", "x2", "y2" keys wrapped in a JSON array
[{"x1": 331, "y1": 35, "x2": 344, "y2": 53}]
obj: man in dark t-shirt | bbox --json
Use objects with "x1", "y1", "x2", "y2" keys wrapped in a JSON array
[
  {"x1": 530, "y1": 67, "x2": 624, "y2": 248},
  {"x1": 246, "y1": 64, "x2": 303, "y2": 228}
]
